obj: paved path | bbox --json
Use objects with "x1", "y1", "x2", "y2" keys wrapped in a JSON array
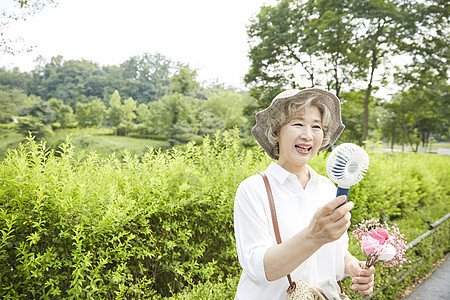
[{"x1": 403, "y1": 254, "x2": 450, "y2": 300}]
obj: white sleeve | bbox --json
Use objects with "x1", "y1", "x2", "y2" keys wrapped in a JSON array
[
  {"x1": 234, "y1": 178, "x2": 273, "y2": 285},
  {"x1": 340, "y1": 230, "x2": 349, "y2": 252},
  {"x1": 335, "y1": 229, "x2": 350, "y2": 281}
]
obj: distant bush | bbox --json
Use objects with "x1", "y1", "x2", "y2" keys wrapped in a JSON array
[
  {"x1": 0, "y1": 132, "x2": 449, "y2": 299},
  {"x1": 16, "y1": 116, "x2": 53, "y2": 141}
]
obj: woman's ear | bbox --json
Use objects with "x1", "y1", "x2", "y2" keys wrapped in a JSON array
[{"x1": 273, "y1": 131, "x2": 279, "y2": 142}]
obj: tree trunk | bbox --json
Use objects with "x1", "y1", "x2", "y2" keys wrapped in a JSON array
[
  {"x1": 309, "y1": 73, "x2": 315, "y2": 87},
  {"x1": 334, "y1": 64, "x2": 341, "y2": 97},
  {"x1": 361, "y1": 49, "x2": 377, "y2": 146},
  {"x1": 309, "y1": 54, "x2": 315, "y2": 87},
  {"x1": 401, "y1": 121, "x2": 407, "y2": 152},
  {"x1": 361, "y1": 84, "x2": 372, "y2": 146},
  {"x1": 391, "y1": 130, "x2": 395, "y2": 151}
]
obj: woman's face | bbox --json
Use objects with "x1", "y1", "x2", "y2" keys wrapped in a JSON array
[{"x1": 275, "y1": 105, "x2": 324, "y2": 170}]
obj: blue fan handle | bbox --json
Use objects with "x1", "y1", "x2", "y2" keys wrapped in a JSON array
[{"x1": 335, "y1": 187, "x2": 350, "y2": 208}]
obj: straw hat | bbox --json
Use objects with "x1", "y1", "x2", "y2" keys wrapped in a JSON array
[{"x1": 251, "y1": 88, "x2": 345, "y2": 160}]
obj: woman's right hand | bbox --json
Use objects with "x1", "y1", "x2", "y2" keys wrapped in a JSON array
[
  {"x1": 264, "y1": 195, "x2": 354, "y2": 281},
  {"x1": 307, "y1": 195, "x2": 354, "y2": 246}
]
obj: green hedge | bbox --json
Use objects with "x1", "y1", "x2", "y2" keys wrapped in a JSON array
[
  {"x1": 0, "y1": 131, "x2": 267, "y2": 299},
  {"x1": 168, "y1": 220, "x2": 449, "y2": 300},
  {"x1": 1, "y1": 131, "x2": 449, "y2": 299}
]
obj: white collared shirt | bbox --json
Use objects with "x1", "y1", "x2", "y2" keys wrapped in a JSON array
[{"x1": 234, "y1": 162, "x2": 348, "y2": 300}]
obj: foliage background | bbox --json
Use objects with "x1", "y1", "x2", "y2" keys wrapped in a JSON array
[
  {"x1": 0, "y1": 131, "x2": 449, "y2": 299},
  {"x1": 0, "y1": 1, "x2": 449, "y2": 299}
]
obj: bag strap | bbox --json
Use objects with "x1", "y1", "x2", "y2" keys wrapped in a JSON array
[
  {"x1": 260, "y1": 172, "x2": 345, "y2": 296},
  {"x1": 260, "y1": 172, "x2": 296, "y2": 294}
]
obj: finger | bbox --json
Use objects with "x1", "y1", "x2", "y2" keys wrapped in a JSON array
[
  {"x1": 358, "y1": 287, "x2": 373, "y2": 295},
  {"x1": 352, "y1": 274, "x2": 374, "y2": 285},
  {"x1": 335, "y1": 200, "x2": 354, "y2": 215},
  {"x1": 321, "y1": 196, "x2": 348, "y2": 216},
  {"x1": 358, "y1": 282, "x2": 374, "y2": 294},
  {"x1": 330, "y1": 202, "x2": 354, "y2": 223},
  {"x1": 332, "y1": 211, "x2": 351, "y2": 230},
  {"x1": 342, "y1": 212, "x2": 352, "y2": 230},
  {"x1": 326, "y1": 211, "x2": 351, "y2": 239},
  {"x1": 352, "y1": 280, "x2": 374, "y2": 294},
  {"x1": 360, "y1": 266, "x2": 376, "y2": 276}
]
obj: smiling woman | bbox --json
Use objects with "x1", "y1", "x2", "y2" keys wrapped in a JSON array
[{"x1": 234, "y1": 88, "x2": 376, "y2": 300}]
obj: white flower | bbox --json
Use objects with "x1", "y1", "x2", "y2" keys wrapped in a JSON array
[{"x1": 378, "y1": 244, "x2": 397, "y2": 261}]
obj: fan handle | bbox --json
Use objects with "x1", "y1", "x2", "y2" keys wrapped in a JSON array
[{"x1": 335, "y1": 186, "x2": 349, "y2": 208}]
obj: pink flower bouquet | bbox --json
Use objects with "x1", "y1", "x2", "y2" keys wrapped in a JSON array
[{"x1": 352, "y1": 219, "x2": 408, "y2": 268}]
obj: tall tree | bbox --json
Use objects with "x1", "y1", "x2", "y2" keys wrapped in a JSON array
[
  {"x1": 394, "y1": 0, "x2": 449, "y2": 89},
  {"x1": 303, "y1": 0, "x2": 360, "y2": 97},
  {"x1": 170, "y1": 66, "x2": 200, "y2": 95},
  {"x1": 136, "y1": 103, "x2": 150, "y2": 124},
  {"x1": 245, "y1": 0, "x2": 424, "y2": 145},
  {"x1": 0, "y1": 67, "x2": 32, "y2": 90},
  {"x1": 245, "y1": 0, "x2": 357, "y2": 107},
  {"x1": 245, "y1": 0, "x2": 308, "y2": 109},
  {"x1": 75, "y1": 98, "x2": 105, "y2": 128},
  {"x1": 123, "y1": 97, "x2": 137, "y2": 136},
  {"x1": 123, "y1": 97, "x2": 137, "y2": 123},
  {"x1": 106, "y1": 90, "x2": 124, "y2": 129},
  {"x1": 205, "y1": 91, "x2": 248, "y2": 129},
  {"x1": 384, "y1": 81, "x2": 449, "y2": 151},
  {"x1": 0, "y1": 87, "x2": 28, "y2": 123},
  {"x1": 118, "y1": 53, "x2": 173, "y2": 104},
  {"x1": 18, "y1": 99, "x2": 56, "y2": 125},
  {"x1": 384, "y1": 0, "x2": 449, "y2": 150},
  {"x1": 47, "y1": 98, "x2": 73, "y2": 128},
  {"x1": 349, "y1": 0, "x2": 412, "y2": 144},
  {"x1": 30, "y1": 56, "x2": 104, "y2": 107}
]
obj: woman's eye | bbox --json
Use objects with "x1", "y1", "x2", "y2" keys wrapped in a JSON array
[
  {"x1": 294, "y1": 123, "x2": 303, "y2": 127},
  {"x1": 313, "y1": 125, "x2": 322, "y2": 129}
]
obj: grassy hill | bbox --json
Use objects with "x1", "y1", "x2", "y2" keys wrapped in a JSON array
[{"x1": 0, "y1": 125, "x2": 170, "y2": 160}]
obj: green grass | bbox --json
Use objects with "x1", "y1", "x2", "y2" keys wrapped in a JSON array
[
  {"x1": 0, "y1": 123, "x2": 27, "y2": 160},
  {"x1": 0, "y1": 126, "x2": 171, "y2": 160},
  {"x1": 50, "y1": 128, "x2": 171, "y2": 157}
]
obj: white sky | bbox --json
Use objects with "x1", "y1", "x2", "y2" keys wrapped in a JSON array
[{"x1": 0, "y1": 0, "x2": 278, "y2": 89}]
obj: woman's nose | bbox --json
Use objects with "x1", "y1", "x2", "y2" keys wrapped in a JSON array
[{"x1": 300, "y1": 126, "x2": 313, "y2": 140}]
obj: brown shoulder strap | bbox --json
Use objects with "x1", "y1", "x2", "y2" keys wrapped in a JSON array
[
  {"x1": 260, "y1": 172, "x2": 296, "y2": 293},
  {"x1": 260, "y1": 172, "x2": 281, "y2": 244}
]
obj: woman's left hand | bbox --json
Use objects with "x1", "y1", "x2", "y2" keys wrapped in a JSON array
[{"x1": 345, "y1": 254, "x2": 376, "y2": 295}]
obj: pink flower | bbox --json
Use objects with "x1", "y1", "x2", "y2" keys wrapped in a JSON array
[
  {"x1": 378, "y1": 244, "x2": 397, "y2": 262},
  {"x1": 369, "y1": 228, "x2": 389, "y2": 245},
  {"x1": 352, "y1": 219, "x2": 409, "y2": 269},
  {"x1": 360, "y1": 236, "x2": 382, "y2": 256}
]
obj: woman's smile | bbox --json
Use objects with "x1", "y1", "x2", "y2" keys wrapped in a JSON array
[{"x1": 295, "y1": 144, "x2": 313, "y2": 154}]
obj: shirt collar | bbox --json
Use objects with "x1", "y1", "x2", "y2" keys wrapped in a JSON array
[{"x1": 266, "y1": 161, "x2": 319, "y2": 185}]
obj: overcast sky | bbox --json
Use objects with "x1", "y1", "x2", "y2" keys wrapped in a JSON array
[{"x1": 1, "y1": 0, "x2": 277, "y2": 89}]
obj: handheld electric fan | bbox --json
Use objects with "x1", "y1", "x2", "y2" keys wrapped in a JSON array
[{"x1": 326, "y1": 143, "x2": 369, "y2": 204}]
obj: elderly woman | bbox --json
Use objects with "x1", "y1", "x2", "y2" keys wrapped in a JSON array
[{"x1": 234, "y1": 89, "x2": 375, "y2": 299}]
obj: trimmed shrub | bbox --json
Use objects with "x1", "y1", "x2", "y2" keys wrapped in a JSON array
[
  {"x1": 0, "y1": 131, "x2": 267, "y2": 299},
  {"x1": 1, "y1": 132, "x2": 449, "y2": 299}
]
